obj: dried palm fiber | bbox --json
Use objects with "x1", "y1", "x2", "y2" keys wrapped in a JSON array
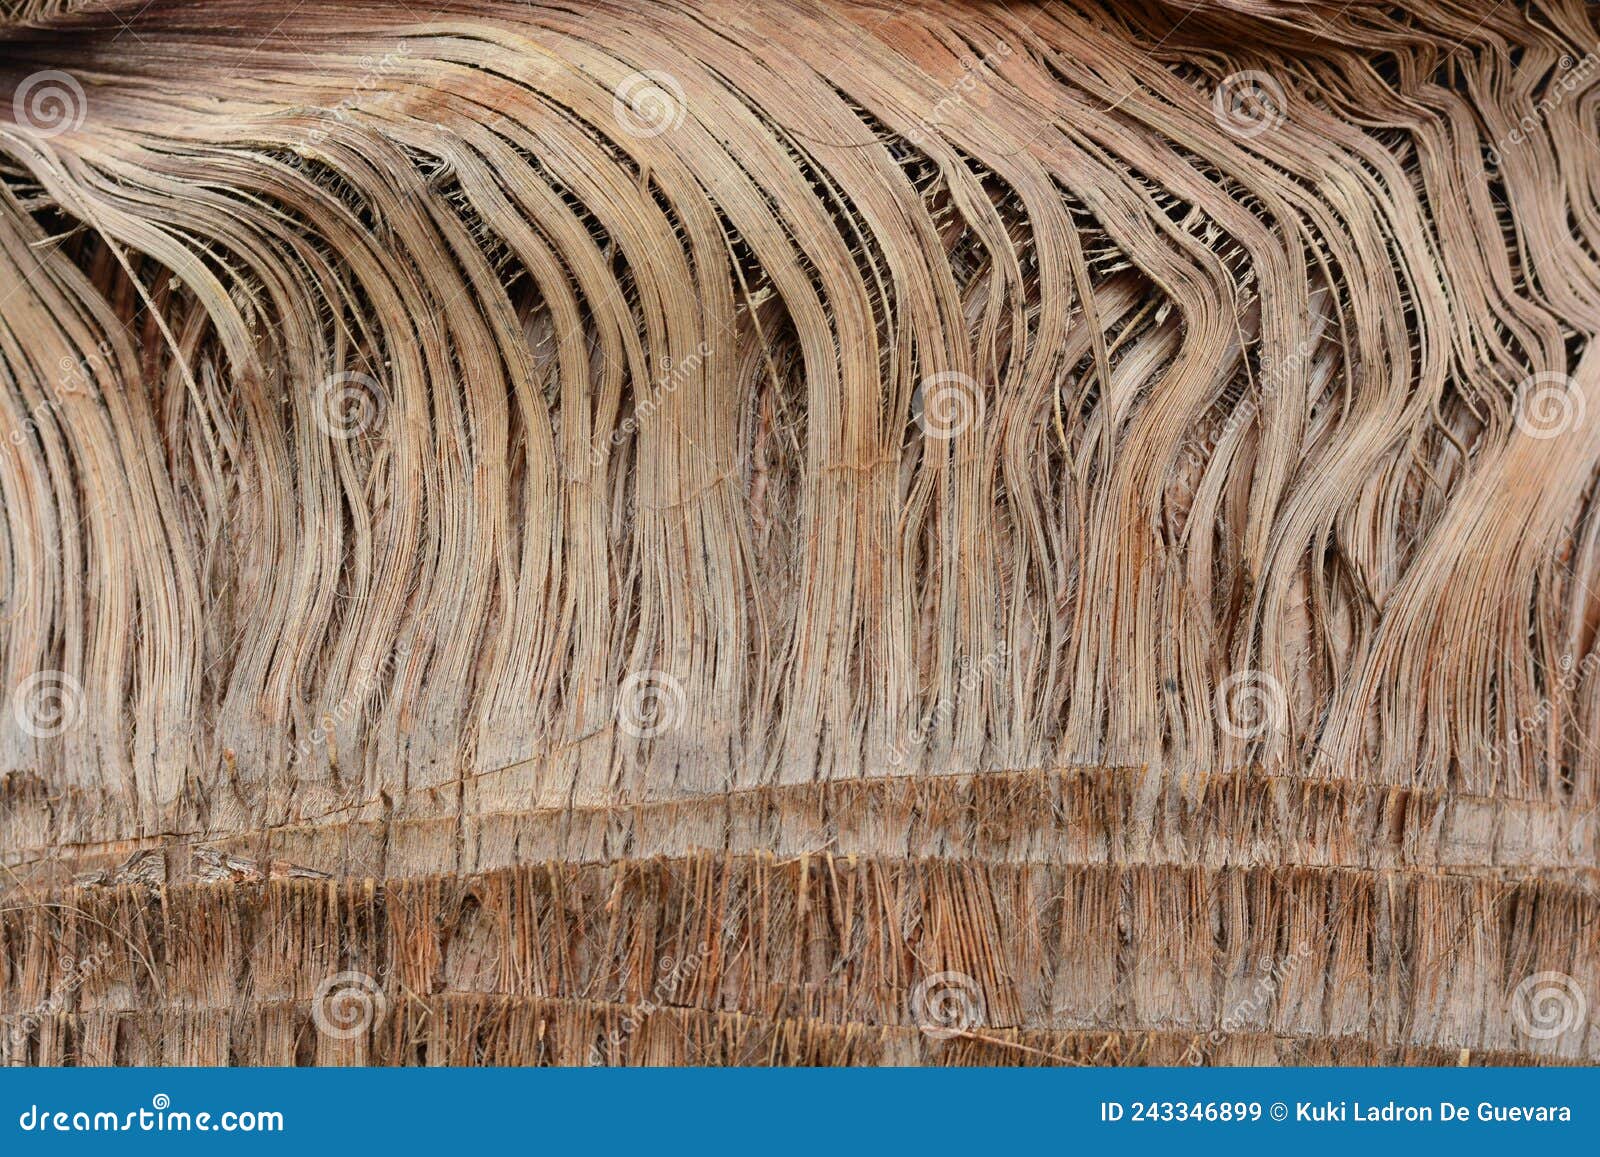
[{"x1": 0, "y1": 0, "x2": 1597, "y2": 1067}]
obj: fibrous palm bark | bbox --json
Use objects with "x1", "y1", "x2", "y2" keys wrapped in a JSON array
[{"x1": 0, "y1": 0, "x2": 1597, "y2": 1065}]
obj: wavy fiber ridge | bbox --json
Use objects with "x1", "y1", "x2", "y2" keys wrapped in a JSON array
[{"x1": 0, "y1": 0, "x2": 1597, "y2": 1062}]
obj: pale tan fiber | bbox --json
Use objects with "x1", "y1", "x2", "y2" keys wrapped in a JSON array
[{"x1": 0, "y1": 0, "x2": 1597, "y2": 1064}]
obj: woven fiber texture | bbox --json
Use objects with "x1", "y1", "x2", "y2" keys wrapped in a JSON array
[{"x1": 0, "y1": 0, "x2": 1597, "y2": 1064}]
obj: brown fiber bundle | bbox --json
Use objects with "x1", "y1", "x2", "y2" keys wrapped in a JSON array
[{"x1": 0, "y1": 0, "x2": 1596, "y2": 1065}]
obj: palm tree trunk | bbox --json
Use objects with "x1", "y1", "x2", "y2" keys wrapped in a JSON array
[{"x1": 1, "y1": 0, "x2": 1596, "y2": 1065}]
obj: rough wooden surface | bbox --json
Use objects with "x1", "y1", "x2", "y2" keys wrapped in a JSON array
[
  {"x1": 5, "y1": 858, "x2": 1598, "y2": 1064},
  {"x1": 1, "y1": 0, "x2": 1598, "y2": 1063}
]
